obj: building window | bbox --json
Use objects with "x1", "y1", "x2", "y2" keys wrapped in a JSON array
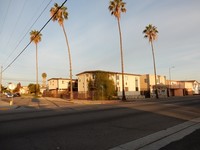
[
  {"x1": 116, "y1": 75, "x2": 119, "y2": 80},
  {"x1": 135, "y1": 78, "x2": 138, "y2": 87},
  {"x1": 135, "y1": 87, "x2": 139, "y2": 91},
  {"x1": 144, "y1": 79, "x2": 147, "y2": 83},
  {"x1": 135, "y1": 78, "x2": 139, "y2": 91},
  {"x1": 62, "y1": 80, "x2": 64, "y2": 84},
  {"x1": 92, "y1": 74, "x2": 95, "y2": 79}
]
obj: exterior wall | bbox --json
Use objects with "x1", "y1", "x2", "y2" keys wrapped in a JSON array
[
  {"x1": 78, "y1": 73, "x2": 93, "y2": 93},
  {"x1": 182, "y1": 81, "x2": 199, "y2": 95},
  {"x1": 174, "y1": 89, "x2": 184, "y2": 96},
  {"x1": 115, "y1": 74, "x2": 140, "y2": 96},
  {"x1": 48, "y1": 78, "x2": 70, "y2": 91},
  {"x1": 148, "y1": 74, "x2": 166, "y2": 85},
  {"x1": 140, "y1": 74, "x2": 149, "y2": 91}
]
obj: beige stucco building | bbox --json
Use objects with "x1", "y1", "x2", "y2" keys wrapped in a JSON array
[
  {"x1": 48, "y1": 78, "x2": 71, "y2": 91},
  {"x1": 140, "y1": 74, "x2": 167, "y2": 98},
  {"x1": 166, "y1": 80, "x2": 200, "y2": 96},
  {"x1": 47, "y1": 78, "x2": 76, "y2": 97},
  {"x1": 76, "y1": 70, "x2": 141, "y2": 99}
]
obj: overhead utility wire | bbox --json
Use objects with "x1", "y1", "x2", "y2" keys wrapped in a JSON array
[
  {"x1": 3, "y1": 0, "x2": 53, "y2": 65},
  {"x1": 5, "y1": 0, "x2": 27, "y2": 49},
  {"x1": 0, "y1": 0, "x2": 12, "y2": 36},
  {"x1": 2, "y1": 0, "x2": 68, "y2": 73}
]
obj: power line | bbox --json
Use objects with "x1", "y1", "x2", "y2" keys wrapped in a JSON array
[
  {"x1": 3, "y1": 78, "x2": 37, "y2": 83},
  {"x1": 2, "y1": 0, "x2": 68, "y2": 73},
  {"x1": 0, "y1": 0, "x2": 12, "y2": 36},
  {"x1": 3, "y1": 0, "x2": 53, "y2": 65},
  {"x1": 5, "y1": 0, "x2": 27, "y2": 49}
]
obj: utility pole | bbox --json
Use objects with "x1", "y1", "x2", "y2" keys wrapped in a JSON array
[
  {"x1": 169, "y1": 66, "x2": 175, "y2": 97},
  {"x1": 0, "y1": 66, "x2": 2, "y2": 100}
]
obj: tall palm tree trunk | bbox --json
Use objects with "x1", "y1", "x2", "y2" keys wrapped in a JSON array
[
  {"x1": 61, "y1": 24, "x2": 73, "y2": 100},
  {"x1": 117, "y1": 18, "x2": 126, "y2": 101},
  {"x1": 150, "y1": 41, "x2": 159, "y2": 99},
  {"x1": 36, "y1": 43, "x2": 38, "y2": 96}
]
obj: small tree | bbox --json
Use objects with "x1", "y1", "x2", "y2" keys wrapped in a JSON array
[
  {"x1": 88, "y1": 72, "x2": 116, "y2": 100},
  {"x1": 13, "y1": 82, "x2": 22, "y2": 93},
  {"x1": 28, "y1": 83, "x2": 40, "y2": 94}
]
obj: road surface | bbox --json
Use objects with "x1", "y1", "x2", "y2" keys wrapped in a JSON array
[{"x1": 0, "y1": 96, "x2": 200, "y2": 150}]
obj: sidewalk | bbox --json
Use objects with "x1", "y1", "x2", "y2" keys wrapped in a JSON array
[
  {"x1": 160, "y1": 129, "x2": 200, "y2": 150},
  {"x1": 42, "y1": 97, "x2": 122, "y2": 105},
  {"x1": 110, "y1": 117, "x2": 200, "y2": 150}
]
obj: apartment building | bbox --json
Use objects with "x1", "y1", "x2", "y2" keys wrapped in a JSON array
[{"x1": 76, "y1": 70, "x2": 141, "y2": 98}]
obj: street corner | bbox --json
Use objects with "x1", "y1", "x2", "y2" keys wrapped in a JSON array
[
  {"x1": 0, "y1": 106, "x2": 18, "y2": 111},
  {"x1": 0, "y1": 100, "x2": 18, "y2": 111},
  {"x1": 0, "y1": 107, "x2": 10, "y2": 111}
]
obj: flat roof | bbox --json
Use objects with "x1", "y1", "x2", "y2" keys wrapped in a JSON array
[
  {"x1": 47, "y1": 78, "x2": 76, "y2": 81},
  {"x1": 76, "y1": 70, "x2": 141, "y2": 76}
]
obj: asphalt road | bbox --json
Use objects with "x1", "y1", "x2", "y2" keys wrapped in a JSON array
[{"x1": 0, "y1": 96, "x2": 200, "y2": 150}]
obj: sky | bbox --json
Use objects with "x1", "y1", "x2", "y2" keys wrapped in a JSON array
[{"x1": 0, "y1": 0, "x2": 200, "y2": 86}]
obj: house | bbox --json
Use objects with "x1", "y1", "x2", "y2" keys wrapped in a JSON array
[
  {"x1": 140, "y1": 74, "x2": 167, "y2": 98},
  {"x1": 47, "y1": 78, "x2": 76, "y2": 97},
  {"x1": 179, "y1": 80, "x2": 200, "y2": 95},
  {"x1": 19, "y1": 86, "x2": 29, "y2": 94},
  {"x1": 166, "y1": 80, "x2": 185, "y2": 96},
  {"x1": 76, "y1": 70, "x2": 141, "y2": 99},
  {"x1": 165, "y1": 80, "x2": 200, "y2": 96}
]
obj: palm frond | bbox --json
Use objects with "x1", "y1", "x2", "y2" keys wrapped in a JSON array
[
  {"x1": 143, "y1": 24, "x2": 158, "y2": 42},
  {"x1": 30, "y1": 30, "x2": 42, "y2": 44},
  {"x1": 50, "y1": 3, "x2": 68, "y2": 26},
  {"x1": 108, "y1": 0, "x2": 126, "y2": 18}
]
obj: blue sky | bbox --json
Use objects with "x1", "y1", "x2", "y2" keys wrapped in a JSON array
[{"x1": 0, "y1": 0, "x2": 200, "y2": 86}]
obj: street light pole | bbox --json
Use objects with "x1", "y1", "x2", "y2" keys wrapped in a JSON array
[{"x1": 169, "y1": 66, "x2": 174, "y2": 97}]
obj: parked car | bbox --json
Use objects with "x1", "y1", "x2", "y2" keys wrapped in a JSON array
[{"x1": 6, "y1": 93, "x2": 14, "y2": 98}]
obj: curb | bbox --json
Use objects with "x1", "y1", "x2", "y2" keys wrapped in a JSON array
[{"x1": 109, "y1": 117, "x2": 200, "y2": 150}]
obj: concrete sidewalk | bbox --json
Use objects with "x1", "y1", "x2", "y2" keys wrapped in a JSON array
[
  {"x1": 42, "y1": 97, "x2": 121, "y2": 105},
  {"x1": 110, "y1": 117, "x2": 200, "y2": 150}
]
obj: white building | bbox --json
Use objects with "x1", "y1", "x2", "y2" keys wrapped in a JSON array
[
  {"x1": 76, "y1": 70, "x2": 141, "y2": 98},
  {"x1": 48, "y1": 78, "x2": 75, "y2": 91}
]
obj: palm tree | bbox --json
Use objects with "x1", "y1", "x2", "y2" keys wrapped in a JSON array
[
  {"x1": 50, "y1": 3, "x2": 73, "y2": 100},
  {"x1": 143, "y1": 24, "x2": 159, "y2": 99},
  {"x1": 30, "y1": 30, "x2": 42, "y2": 96},
  {"x1": 108, "y1": 0, "x2": 126, "y2": 101},
  {"x1": 42, "y1": 72, "x2": 47, "y2": 87}
]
